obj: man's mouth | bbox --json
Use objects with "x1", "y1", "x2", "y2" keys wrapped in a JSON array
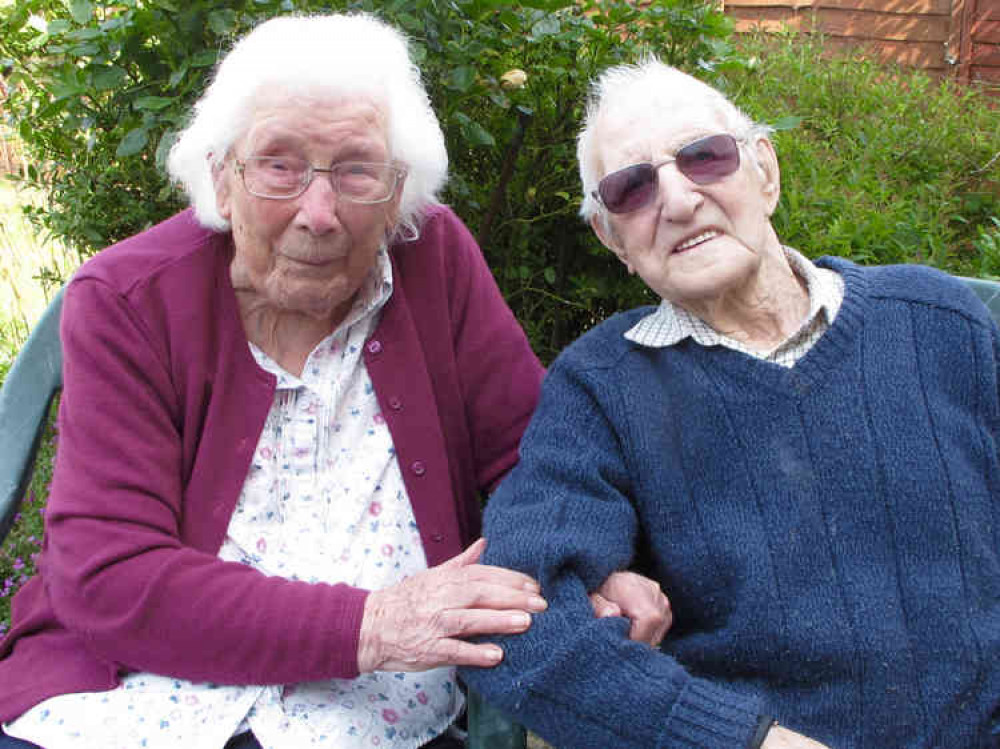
[{"x1": 674, "y1": 230, "x2": 720, "y2": 254}]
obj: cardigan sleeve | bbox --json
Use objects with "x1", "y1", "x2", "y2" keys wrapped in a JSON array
[
  {"x1": 438, "y1": 209, "x2": 544, "y2": 494},
  {"x1": 44, "y1": 276, "x2": 369, "y2": 685},
  {"x1": 460, "y1": 355, "x2": 762, "y2": 749}
]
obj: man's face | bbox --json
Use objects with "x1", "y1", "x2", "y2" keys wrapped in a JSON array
[
  {"x1": 591, "y1": 100, "x2": 781, "y2": 310},
  {"x1": 215, "y1": 95, "x2": 400, "y2": 326}
]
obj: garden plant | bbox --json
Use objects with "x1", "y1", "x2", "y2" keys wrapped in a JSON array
[{"x1": 1, "y1": 0, "x2": 998, "y2": 632}]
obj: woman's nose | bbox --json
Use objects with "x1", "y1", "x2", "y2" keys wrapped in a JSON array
[{"x1": 295, "y1": 173, "x2": 340, "y2": 233}]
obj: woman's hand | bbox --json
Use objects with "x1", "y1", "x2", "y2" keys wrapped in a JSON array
[
  {"x1": 357, "y1": 538, "x2": 547, "y2": 672},
  {"x1": 589, "y1": 571, "x2": 673, "y2": 647}
]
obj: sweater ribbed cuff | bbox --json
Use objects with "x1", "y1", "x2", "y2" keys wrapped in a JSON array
[{"x1": 659, "y1": 680, "x2": 762, "y2": 749}]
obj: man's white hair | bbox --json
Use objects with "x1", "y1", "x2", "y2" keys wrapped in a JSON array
[
  {"x1": 577, "y1": 57, "x2": 769, "y2": 224},
  {"x1": 167, "y1": 12, "x2": 447, "y2": 240}
]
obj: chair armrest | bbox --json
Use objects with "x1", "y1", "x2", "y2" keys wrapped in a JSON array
[{"x1": 466, "y1": 687, "x2": 527, "y2": 749}]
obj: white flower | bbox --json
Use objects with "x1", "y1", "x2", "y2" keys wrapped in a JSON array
[{"x1": 500, "y1": 69, "x2": 527, "y2": 90}]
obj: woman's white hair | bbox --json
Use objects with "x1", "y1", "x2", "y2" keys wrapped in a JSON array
[
  {"x1": 167, "y1": 12, "x2": 447, "y2": 240},
  {"x1": 577, "y1": 57, "x2": 771, "y2": 224}
]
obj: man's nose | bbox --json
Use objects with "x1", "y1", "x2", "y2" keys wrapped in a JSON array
[{"x1": 656, "y1": 163, "x2": 703, "y2": 223}]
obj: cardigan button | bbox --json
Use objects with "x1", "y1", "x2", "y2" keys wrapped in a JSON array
[
  {"x1": 411, "y1": 460, "x2": 426, "y2": 476},
  {"x1": 388, "y1": 396, "x2": 402, "y2": 411},
  {"x1": 431, "y1": 532, "x2": 444, "y2": 543},
  {"x1": 366, "y1": 339, "x2": 383, "y2": 355}
]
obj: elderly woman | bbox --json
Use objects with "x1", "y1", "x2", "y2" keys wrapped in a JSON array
[
  {"x1": 461, "y1": 58, "x2": 1000, "y2": 749},
  {"x1": 0, "y1": 14, "x2": 668, "y2": 749}
]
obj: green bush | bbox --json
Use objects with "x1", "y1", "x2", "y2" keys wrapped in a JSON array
[
  {"x1": 1, "y1": 0, "x2": 736, "y2": 362},
  {"x1": 719, "y1": 32, "x2": 999, "y2": 277}
]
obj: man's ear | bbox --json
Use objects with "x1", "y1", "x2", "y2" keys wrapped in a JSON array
[
  {"x1": 211, "y1": 156, "x2": 233, "y2": 221},
  {"x1": 754, "y1": 137, "x2": 781, "y2": 216},
  {"x1": 590, "y1": 214, "x2": 634, "y2": 274}
]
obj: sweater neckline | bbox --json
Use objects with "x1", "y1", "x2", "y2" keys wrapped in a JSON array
[{"x1": 691, "y1": 258, "x2": 871, "y2": 396}]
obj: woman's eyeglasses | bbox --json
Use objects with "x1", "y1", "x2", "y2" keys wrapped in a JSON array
[
  {"x1": 594, "y1": 133, "x2": 743, "y2": 215},
  {"x1": 235, "y1": 157, "x2": 406, "y2": 202}
]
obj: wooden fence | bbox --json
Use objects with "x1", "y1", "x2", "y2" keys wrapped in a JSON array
[{"x1": 722, "y1": 0, "x2": 1000, "y2": 87}]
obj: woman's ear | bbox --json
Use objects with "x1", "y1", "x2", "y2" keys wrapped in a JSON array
[
  {"x1": 211, "y1": 155, "x2": 233, "y2": 221},
  {"x1": 755, "y1": 137, "x2": 781, "y2": 216},
  {"x1": 590, "y1": 214, "x2": 634, "y2": 275}
]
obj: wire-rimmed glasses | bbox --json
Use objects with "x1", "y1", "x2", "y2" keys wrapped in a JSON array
[{"x1": 235, "y1": 156, "x2": 406, "y2": 203}]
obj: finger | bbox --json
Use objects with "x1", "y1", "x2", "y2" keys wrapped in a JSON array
[
  {"x1": 440, "y1": 537, "x2": 487, "y2": 569},
  {"x1": 428, "y1": 639, "x2": 506, "y2": 670},
  {"x1": 435, "y1": 607, "x2": 535, "y2": 639},
  {"x1": 452, "y1": 562, "x2": 541, "y2": 593},
  {"x1": 436, "y1": 577, "x2": 547, "y2": 613},
  {"x1": 589, "y1": 592, "x2": 622, "y2": 618},
  {"x1": 382, "y1": 639, "x2": 506, "y2": 672}
]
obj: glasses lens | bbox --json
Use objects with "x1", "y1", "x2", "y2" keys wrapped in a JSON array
[
  {"x1": 243, "y1": 156, "x2": 309, "y2": 198},
  {"x1": 335, "y1": 162, "x2": 397, "y2": 203},
  {"x1": 598, "y1": 163, "x2": 657, "y2": 214},
  {"x1": 675, "y1": 134, "x2": 740, "y2": 184}
]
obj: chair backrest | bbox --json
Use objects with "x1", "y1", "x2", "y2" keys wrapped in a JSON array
[{"x1": 0, "y1": 286, "x2": 63, "y2": 541}]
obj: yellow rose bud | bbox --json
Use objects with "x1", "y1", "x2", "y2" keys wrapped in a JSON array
[{"x1": 500, "y1": 69, "x2": 528, "y2": 90}]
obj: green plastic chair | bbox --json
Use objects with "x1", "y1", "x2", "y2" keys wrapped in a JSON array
[{"x1": 0, "y1": 287, "x2": 526, "y2": 749}]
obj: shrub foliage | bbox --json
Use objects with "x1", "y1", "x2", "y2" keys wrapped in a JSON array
[{"x1": 1, "y1": 0, "x2": 735, "y2": 361}]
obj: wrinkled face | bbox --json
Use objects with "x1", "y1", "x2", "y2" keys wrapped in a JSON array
[
  {"x1": 215, "y1": 96, "x2": 400, "y2": 325},
  {"x1": 590, "y1": 100, "x2": 782, "y2": 308}
]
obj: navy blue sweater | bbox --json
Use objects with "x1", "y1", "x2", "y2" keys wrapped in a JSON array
[{"x1": 463, "y1": 259, "x2": 1000, "y2": 748}]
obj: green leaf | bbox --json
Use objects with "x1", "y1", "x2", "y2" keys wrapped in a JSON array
[
  {"x1": 92, "y1": 67, "x2": 127, "y2": 91},
  {"x1": 69, "y1": 0, "x2": 93, "y2": 24},
  {"x1": 207, "y1": 9, "x2": 238, "y2": 36},
  {"x1": 544, "y1": 267, "x2": 556, "y2": 284},
  {"x1": 531, "y1": 16, "x2": 560, "y2": 37},
  {"x1": 448, "y1": 65, "x2": 476, "y2": 92},
  {"x1": 771, "y1": 115, "x2": 803, "y2": 131},
  {"x1": 191, "y1": 50, "x2": 219, "y2": 67},
  {"x1": 459, "y1": 117, "x2": 495, "y2": 147},
  {"x1": 135, "y1": 96, "x2": 175, "y2": 111},
  {"x1": 116, "y1": 127, "x2": 149, "y2": 157}
]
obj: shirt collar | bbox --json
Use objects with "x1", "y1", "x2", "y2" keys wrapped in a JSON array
[{"x1": 625, "y1": 246, "x2": 843, "y2": 349}]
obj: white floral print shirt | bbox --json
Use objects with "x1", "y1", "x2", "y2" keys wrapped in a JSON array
[{"x1": 6, "y1": 248, "x2": 462, "y2": 749}]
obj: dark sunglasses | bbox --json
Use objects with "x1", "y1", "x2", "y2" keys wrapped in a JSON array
[{"x1": 594, "y1": 133, "x2": 743, "y2": 214}]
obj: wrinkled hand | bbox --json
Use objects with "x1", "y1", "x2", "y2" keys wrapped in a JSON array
[
  {"x1": 357, "y1": 538, "x2": 547, "y2": 672},
  {"x1": 762, "y1": 725, "x2": 831, "y2": 749},
  {"x1": 589, "y1": 570, "x2": 672, "y2": 647}
]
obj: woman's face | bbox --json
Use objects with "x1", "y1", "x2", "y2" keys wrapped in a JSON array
[
  {"x1": 591, "y1": 100, "x2": 782, "y2": 310},
  {"x1": 214, "y1": 95, "x2": 400, "y2": 326}
]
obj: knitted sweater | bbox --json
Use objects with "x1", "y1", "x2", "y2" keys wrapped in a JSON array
[{"x1": 462, "y1": 258, "x2": 1000, "y2": 749}]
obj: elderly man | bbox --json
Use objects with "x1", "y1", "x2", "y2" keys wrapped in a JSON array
[
  {"x1": 0, "y1": 15, "x2": 667, "y2": 749},
  {"x1": 461, "y1": 58, "x2": 1000, "y2": 749}
]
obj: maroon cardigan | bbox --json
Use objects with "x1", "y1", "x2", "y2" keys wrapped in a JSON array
[{"x1": 0, "y1": 206, "x2": 543, "y2": 721}]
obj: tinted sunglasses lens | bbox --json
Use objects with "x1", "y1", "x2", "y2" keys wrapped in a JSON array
[
  {"x1": 598, "y1": 163, "x2": 656, "y2": 214},
  {"x1": 676, "y1": 134, "x2": 740, "y2": 184}
]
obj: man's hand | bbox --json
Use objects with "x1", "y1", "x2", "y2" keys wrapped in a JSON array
[
  {"x1": 357, "y1": 538, "x2": 547, "y2": 672},
  {"x1": 589, "y1": 570, "x2": 672, "y2": 647},
  {"x1": 762, "y1": 725, "x2": 831, "y2": 748}
]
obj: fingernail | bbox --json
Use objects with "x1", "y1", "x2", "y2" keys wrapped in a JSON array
[
  {"x1": 487, "y1": 646, "x2": 503, "y2": 662},
  {"x1": 510, "y1": 612, "x2": 531, "y2": 628},
  {"x1": 528, "y1": 595, "x2": 547, "y2": 611}
]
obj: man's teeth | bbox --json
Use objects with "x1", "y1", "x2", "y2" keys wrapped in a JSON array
[{"x1": 676, "y1": 231, "x2": 719, "y2": 252}]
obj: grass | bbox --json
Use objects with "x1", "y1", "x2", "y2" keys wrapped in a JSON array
[
  {"x1": 0, "y1": 179, "x2": 80, "y2": 362},
  {"x1": 0, "y1": 177, "x2": 79, "y2": 634}
]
